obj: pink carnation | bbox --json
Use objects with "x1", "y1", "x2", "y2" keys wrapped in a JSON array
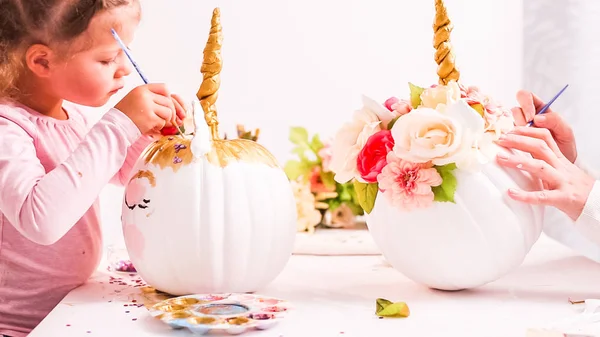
[
  {"x1": 459, "y1": 84, "x2": 485, "y2": 106},
  {"x1": 377, "y1": 152, "x2": 443, "y2": 211}
]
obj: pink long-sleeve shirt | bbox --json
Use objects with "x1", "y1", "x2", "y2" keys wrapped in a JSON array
[{"x1": 0, "y1": 101, "x2": 152, "y2": 337}]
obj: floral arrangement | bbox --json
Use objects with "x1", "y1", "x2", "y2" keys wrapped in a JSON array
[
  {"x1": 283, "y1": 127, "x2": 364, "y2": 233},
  {"x1": 329, "y1": 80, "x2": 515, "y2": 213}
]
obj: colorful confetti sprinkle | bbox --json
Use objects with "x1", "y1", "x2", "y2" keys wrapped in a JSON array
[
  {"x1": 173, "y1": 156, "x2": 182, "y2": 164},
  {"x1": 112, "y1": 259, "x2": 137, "y2": 273},
  {"x1": 174, "y1": 144, "x2": 187, "y2": 153}
]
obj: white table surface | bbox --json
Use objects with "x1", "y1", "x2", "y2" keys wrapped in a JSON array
[{"x1": 30, "y1": 234, "x2": 600, "y2": 337}]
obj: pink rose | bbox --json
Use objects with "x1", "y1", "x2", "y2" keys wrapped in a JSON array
[
  {"x1": 390, "y1": 99, "x2": 412, "y2": 116},
  {"x1": 385, "y1": 97, "x2": 412, "y2": 116},
  {"x1": 384, "y1": 97, "x2": 400, "y2": 111},
  {"x1": 377, "y1": 152, "x2": 442, "y2": 211},
  {"x1": 356, "y1": 130, "x2": 395, "y2": 183}
]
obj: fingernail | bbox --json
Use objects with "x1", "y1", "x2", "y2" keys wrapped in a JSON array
[
  {"x1": 497, "y1": 152, "x2": 509, "y2": 160},
  {"x1": 508, "y1": 188, "x2": 520, "y2": 195}
]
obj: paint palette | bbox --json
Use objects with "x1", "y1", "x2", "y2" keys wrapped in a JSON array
[{"x1": 148, "y1": 293, "x2": 290, "y2": 335}]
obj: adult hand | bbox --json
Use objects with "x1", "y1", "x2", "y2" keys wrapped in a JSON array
[
  {"x1": 495, "y1": 125, "x2": 595, "y2": 221},
  {"x1": 511, "y1": 90, "x2": 578, "y2": 163}
]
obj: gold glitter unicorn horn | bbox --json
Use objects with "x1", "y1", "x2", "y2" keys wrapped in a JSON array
[
  {"x1": 197, "y1": 8, "x2": 223, "y2": 140},
  {"x1": 433, "y1": 0, "x2": 460, "y2": 85}
]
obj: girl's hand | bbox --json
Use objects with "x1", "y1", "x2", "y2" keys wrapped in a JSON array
[
  {"x1": 170, "y1": 93, "x2": 187, "y2": 126},
  {"x1": 511, "y1": 89, "x2": 578, "y2": 163},
  {"x1": 115, "y1": 84, "x2": 181, "y2": 136},
  {"x1": 159, "y1": 94, "x2": 188, "y2": 136},
  {"x1": 495, "y1": 126, "x2": 595, "y2": 221}
]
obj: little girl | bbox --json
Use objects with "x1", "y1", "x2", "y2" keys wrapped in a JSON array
[{"x1": 0, "y1": 1, "x2": 186, "y2": 336}]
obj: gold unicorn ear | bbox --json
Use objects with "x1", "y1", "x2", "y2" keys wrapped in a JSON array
[
  {"x1": 433, "y1": 0, "x2": 460, "y2": 85},
  {"x1": 197, "y1": 8, "x2": 223, "y2": 141}
]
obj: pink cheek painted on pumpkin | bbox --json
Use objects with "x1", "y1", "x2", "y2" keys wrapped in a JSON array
[
  {"x1": 125, "y1": 180, "x2": 147, "y2": 206},
  {"x1": 123, "y1": 223, "x2": 145, "y2": 261}
]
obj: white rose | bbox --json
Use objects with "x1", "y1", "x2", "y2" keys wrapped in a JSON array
[
  {"x1": 420, "y1": 80, "x2": 461, "y2": 112},
  {"x1": 391, "y1": 100, "x2": 484, "y2": 169},
  {"x1": 330, "y1": 101, "x2": 382, "y2": 183},
  {"x1": 456, "y1": 132, "x2": 497, "y2": 172},
  {"x1": 486, "y1": 113, "x2": 515, "y2": 139},
  {"x1": 361, "y1": 95, "x2": 396, "y2": 128}
]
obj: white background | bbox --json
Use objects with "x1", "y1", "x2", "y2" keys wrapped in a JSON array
[{"x1": 99, "y1": 0, "x2": 525, "y2": 248}]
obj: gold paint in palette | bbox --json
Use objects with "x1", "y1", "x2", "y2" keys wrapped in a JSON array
[
  {"x1": 148, "y1": 293, "x2": 290, "y2": 334},
  {"x1": 187, "y1": 316, "x2": 218, "y2": 325},
  {"x1": 165, "y1": 311, "x2": 192, "y2": 320},
  {"x1": 433, "y1": 0, "x2": 460, "y2": 84},
  {"x1": 139, "y1": 286, "x2": 177, "y2": 309}
]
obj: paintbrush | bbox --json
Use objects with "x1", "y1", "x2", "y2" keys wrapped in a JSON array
[
  {"x1": 110, "y1": 28, "x2": 185, "y2": 136},
  {"x1": 526, "y1": 84, "x2": 569, "y2": 127}
]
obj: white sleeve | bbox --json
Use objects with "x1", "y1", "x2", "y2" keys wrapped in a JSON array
[{"x1": 570, "y1": 155, "x2": 600, "y2": 244}]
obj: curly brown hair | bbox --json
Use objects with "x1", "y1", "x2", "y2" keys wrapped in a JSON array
[{"x1": 0, "y1": 0, "x2": 139, "y2": 100}]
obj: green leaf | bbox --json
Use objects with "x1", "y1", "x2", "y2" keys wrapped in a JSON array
[
  {"x1": 320, "y1": 171, "x2": 336, "y2": 190},
  {"x1": 289, "y1": 127, "x2": 309, "y2": 146},
  {"x1": 376, "y1": 298, "x2": 410, "y2": 318},
  {"x1": 338, "y1": 183, "x2": 353, "y2": 201},
  {"x1": 408, "y1": 82, "x2": 425, "y2": 108},
  {"x1": 353, "y1": 181, "x2": 379, "y2": 214},
  {"x1": 376, "y1": 298, "x2": 393, "y2": 313},
  {"x1": 327, "y1": 198, "x2": 341, "y2": 211},
  {"x1": 284, "y1": 160, "x2": 310, "y2": 181},
  {"x1": 309, "y1": 134, "x2": 324, "y2": 153},
  {"x1": 431, "y1": 163, "x2": 458, "y2": 203},
  {"x1": 387, "y1": 116, "x2": 400, "y2": 130},
  {"x1": 347, "y1": 202, "x2": 364, "y2": 216},
  {"x1": 470, "y1": 103, "x2": 485, "y2": 117},
  {"x1": 291, "y1": 146, "x2": 308, "y2": 161}
]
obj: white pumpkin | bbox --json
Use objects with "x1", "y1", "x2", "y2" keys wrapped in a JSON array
[
  {"x1": 365, "y1": 147, "x2": 544, "y2": 290},
  {"x1": 348, "y1": 0, "x2": 545, "y2": 291},
  {"x1": 121, "y1": 8, "x2": 297, "y2": 296}
]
